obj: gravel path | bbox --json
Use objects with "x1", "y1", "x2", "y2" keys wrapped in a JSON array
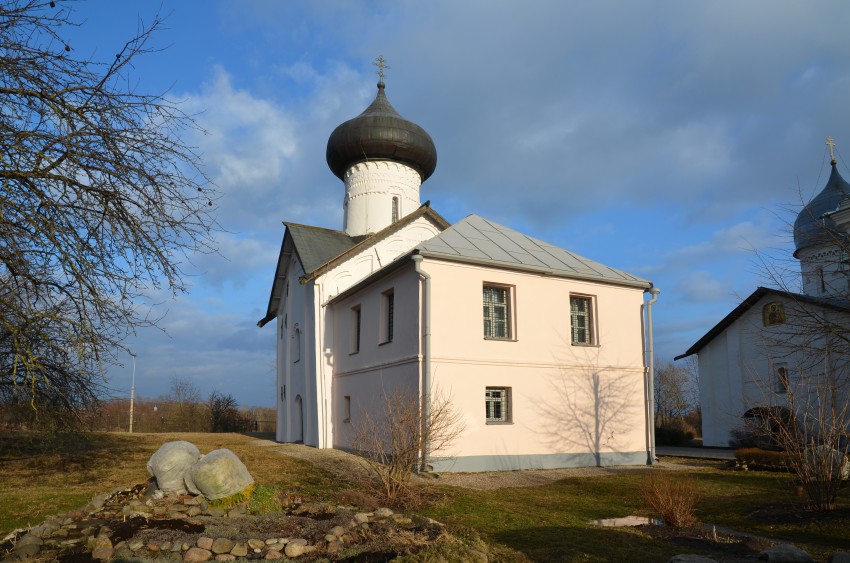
[{"x1": 247, "y1": 439, "x2": 697, "y2": 491}]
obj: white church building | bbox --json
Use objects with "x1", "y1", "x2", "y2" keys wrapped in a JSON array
[
  {"x1": 678, "y1": 143, "x2": 850, "y2": 448},
  {"x1": 258, "y1": 79, "x2": 660, "y2": 471}
]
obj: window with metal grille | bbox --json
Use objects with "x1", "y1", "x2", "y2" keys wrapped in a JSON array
[
  {"x1": 570, "y1": 295, "x2": 594, "y2": 345},
  {"x1": 485, "y1": 387, "x2": 510, "y2": 423},
  {"x1": 483, "y1": 285, "x2": 511, "y2": 338}
]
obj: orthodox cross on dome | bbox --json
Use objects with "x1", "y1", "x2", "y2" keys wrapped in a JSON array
[
  {"x1": 826, "y1": 135, "x2": 837, "y2": 164},
  {"x1": 374, "y1": 56, "x2": 389, "y2": 85}
]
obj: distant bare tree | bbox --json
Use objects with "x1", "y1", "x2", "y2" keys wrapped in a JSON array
[{"x1": 0, "y1": 1, "x2": 217, "y2": 426}]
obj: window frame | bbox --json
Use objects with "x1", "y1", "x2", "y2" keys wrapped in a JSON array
[
  {"x1": 483, "y1": 284, "x2": 515, "y2": 340},
  {"x1": 775, "y1": 363, "x2": 790, "y2": 394},
  {"x1": 570, "y1": 294, "x2": 597, "y2": 346},
  {"x1": 293, "y1": 324, "x2": 301, "y2": 363},
  {"x1": 485, "y1": 387, "x2": 512, "y2": 424},
  {"x1": 343, "y1": 395, "x2": 351, "y2": 423}
]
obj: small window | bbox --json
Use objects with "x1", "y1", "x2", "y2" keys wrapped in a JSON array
[
  {"x1": 351, "y1": 305, "x2": 361, "y2": 354},
  {"x1": 391, "y1": 196, "x2": 399, "y2": 223},
  {"x1": 485, "y1": 387, "x2": 511, "y2": 423},
  {"x1": 343, "y1": 396, "x2": 351, "y2": 423},
  {"x1": 483, "y1": 285, "x2": 512, "y2": 339},
  {"x1": 293, "y1": 325, "x2": 301, "y2": 363},
  {"x1": 381, "y1": 289, "x2": 394, "y2": 343},
  {"x1": 776, "y1": 364, "x2": 790, "y2": 394},
  {"x1": 570, "y1": 295, "x2": 595, "y2": 345}
]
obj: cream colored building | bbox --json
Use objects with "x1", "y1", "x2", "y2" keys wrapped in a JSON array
[{"x1": 259, "y1": 80, "x2": 659, "y2": 471}]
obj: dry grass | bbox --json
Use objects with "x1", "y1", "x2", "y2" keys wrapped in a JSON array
[{"x1": 0, "y1": 431, "x2": 336, "y2": 534}]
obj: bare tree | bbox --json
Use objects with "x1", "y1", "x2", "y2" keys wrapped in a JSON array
[
  {"x1": 351, "y1": 385, "x2": 464, "y2": 506},
  {"x1": 0, "y1": 1, "x2": 217, "y2": 424},
  {"x1": 655, "y1": 358, "x2": 699, "y2": 429},
  {"x1": 208, "y1": 390, "x2": 248, "y2": 433}
]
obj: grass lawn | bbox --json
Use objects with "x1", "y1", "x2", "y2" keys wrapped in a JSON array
[{"x1": 2, "y1": 432, "x2": 848, "y2": 561}]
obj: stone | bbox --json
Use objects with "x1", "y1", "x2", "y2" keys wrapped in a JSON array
[
  {"x1": 197, "y1": 537, "x2": 214, "y2": 550},
  {"x1": 214, "y1": 555, "x2": 235, "y2": 561},
  {"x1": 248, "y1": 539, "x2": 266, "y2": 550},
  {"x1": 147, "y1": 441, "x2": 201, "y2": 493},
  {"x1": 184, "y1": 547, "x2": 213, "y2": 562},
  {"x1": 354, "y1": 512, "x2": 370, "y2": 524},
  {"x1": 161, "y1": 541, "x2": 173, "y2": 551},
  {"x1": 284, "y1": 539, "x2": 311, "y2": 558},
  {"x1": 129, "y1": 539, "x2": 144, "y2": 551},
  {"x1": 211, "y1": 538, "x2": 234, "y2": 554},
  {"x1": 230, "y1": 543, "x2": 248, "y2": 557},
  {"x1": 393, "y1": 517, "x2": 412, "y2": 525},
  {"x1": 206, "y1": 508, "x2": 226, "y2": 518},
  {"x1": 187, "y1": 506, "x2": 203, "y2": 517},
  {"x1": 185, "y1": 448, "x2": 254, "y2": 500},
  {"x1": 13, "y1": 543, "x2": 41, "y2": 558},
  {"x1": 668, "y1": 556, "x2": 718, "y2": 563},
  {"x1": 15, "y1": 535, "x2": 42, "y2": 548},
  {"x1": 327, "y1": 540, "x2": 344, "y2": 554},
  {"x1": 325, "y1": 534, "x2": 338, "y2": 542},
  {"x1": 759, "y1": 544, "x2": 815, "y2": 563},
  {"x1": 265, "y1": 550, "x2": 283, "y2": 560},
  {"x1": 148, "y1": 541, "x2": 161, "y2": 552},
  {"x1": 374, "y1": 507, "x2": 393, "y2": 517},
  {"x1": 91, "y1": 547, "x2": 114, "y2": 560},
  {"x1": 265, "y1": 538, "x2": 278, "y2": 545},
  {"x1": 329, "y1": 526, "x2": 345, "y2": 537}
]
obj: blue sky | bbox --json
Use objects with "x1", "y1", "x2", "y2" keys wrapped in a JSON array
[{"x1": 60, "y1": 0, "x2": 850, "y2": 407}]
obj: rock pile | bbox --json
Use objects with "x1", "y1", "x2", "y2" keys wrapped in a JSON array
[{"x1": 1, "y1": 482, "x2": 444, "y2": 561}]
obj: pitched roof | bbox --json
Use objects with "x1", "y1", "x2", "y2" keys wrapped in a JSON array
[
  {"x1": 674, "y1": 286, "x2": 850, "y2": 360},
  {"x1": 415, "y1": 214, "x2": 651, "y2": 289},
  {"x1": 257, "y1": 205, "x2": 450, "y2": 327},
  {"x1": 285, "y1": 223, "x2": 361, "y2": 274}
]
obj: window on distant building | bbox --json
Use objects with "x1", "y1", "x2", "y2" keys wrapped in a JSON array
[
  {"x1": 483, "y1": 285, "x2": 512, "y2": 339},
  {"x1": 391, "y1": 196, "x2": 399, "y2": 223},
  {"x1": 351, "y1": 305, "x2": 361, "y2": 354},
  {"x1": 381, "y1": 289, "x2": 394, "y2": 343},
  {"x1": 570, "y1": 295, "x2": 595, "y2": 345},
  {"x1": 776, "y1": 364, "x2": 790, "y2": 394},
  {"x1": 485, "y1": 387, "x2": 511, "y2": 423}
]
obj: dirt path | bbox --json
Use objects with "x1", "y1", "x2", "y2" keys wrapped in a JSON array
[{"x1": 247, "y1": 438, "x2": 699, "y2": 491}]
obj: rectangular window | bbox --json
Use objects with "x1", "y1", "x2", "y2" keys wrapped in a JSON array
[
  {"x1": 776, "y1": 364, "x2": 790, "y2": 394},
  {"x1": 381, "y1": 290, "x2": 394, "y2": 343},
  {"x1": 351, "y1": 305, "x2": 361, "y2": 353},
  {"x1": 483, "y1": 285, "x2": 511, "y2": 339},
  {"x1": 485, "y1": 387, "x2": 510, "y2": 423},
  {"x1": 570, "y1": 295, "x2": 595, "y2": 345},
  {"x1": 343, "y1": 396, "x2": 351, "y2": 423}
]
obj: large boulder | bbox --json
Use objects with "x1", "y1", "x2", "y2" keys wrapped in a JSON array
[
  {"x1": 185, "y1": 448, "x2": 254, "y2": 500},
  {"x1": 147, "y1": 441, "x2": 201, "y2": 493}
]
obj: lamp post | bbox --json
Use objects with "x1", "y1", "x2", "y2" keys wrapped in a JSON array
[{"x1": 129, "y1": 351, "x2": 137, "y2": 433}]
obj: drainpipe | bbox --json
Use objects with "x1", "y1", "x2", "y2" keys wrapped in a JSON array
[
  {"x1": 412, "y1": 254, "x2": 431, "y2": 472},
  {"x1": 646, "y1": 287, "x2": 660, "y2": 464}
]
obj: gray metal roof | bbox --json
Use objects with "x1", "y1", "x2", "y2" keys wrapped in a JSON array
[
  {"x1": 285, "y1": 223, "x2": 359, "y2": 274},
  {"x1": 415, "y1": 214, "x2": 650, "y2": 288}
]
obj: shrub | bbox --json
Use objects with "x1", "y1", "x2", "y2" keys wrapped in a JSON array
[
  {"x1": 655, "y1": 419, "x2": 697, "y2": 446},
  {"x1": 640, "y1": 472, "x2": 699, "y2": 529}
]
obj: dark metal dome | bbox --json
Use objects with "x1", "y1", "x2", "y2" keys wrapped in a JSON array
[
  {"x1": 793, "y1": 162, "x2": 850, "y2": 257},
  {"x1": 326, "y1": 82, "x2": 437, "y2": 181}
]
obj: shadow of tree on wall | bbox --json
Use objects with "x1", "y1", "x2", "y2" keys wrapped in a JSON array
[{"x1": 535, "y1": 353, "x2": 643, "y2": 466}]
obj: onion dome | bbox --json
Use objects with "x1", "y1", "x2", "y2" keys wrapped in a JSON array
[
  {"x1": 793, "y1": 161, "x2": 850, "y2": 257},
  {"x1": 326, "y1": 82, "x2": 437, "y2": 181}
]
